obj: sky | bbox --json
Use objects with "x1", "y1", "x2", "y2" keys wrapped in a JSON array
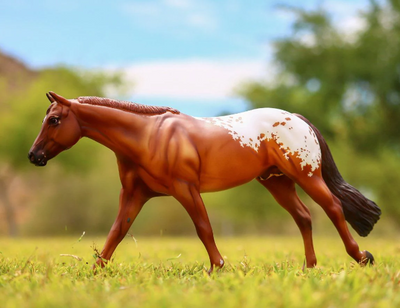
[{"x1": 0, "y1": 0, "x2": 374, "y2": 116}]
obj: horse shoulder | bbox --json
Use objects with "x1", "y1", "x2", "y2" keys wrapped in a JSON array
[
  {"x1": 139, "y1": 115, "x2": 202, "y2": 185},
  {"x1": 166, "y1": 117, "x2": 202, "y2": 172}
]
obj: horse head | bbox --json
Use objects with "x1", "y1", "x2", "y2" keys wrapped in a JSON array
[{"x1": 28, "y1": 92, "x2": 82, "y2": 166}]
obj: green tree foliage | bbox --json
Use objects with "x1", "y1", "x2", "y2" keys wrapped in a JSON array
[{"x1": 239, "y1": 0, "x2": 400, "y2": 226}]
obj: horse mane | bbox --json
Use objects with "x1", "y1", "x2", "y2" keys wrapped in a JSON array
[{"x1": 77, "y1": 96, "x2": 180, "y2": 116}]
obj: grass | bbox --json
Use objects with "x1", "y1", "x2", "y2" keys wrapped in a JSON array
[{"x1": 0, "y1": 235, "x2": 399, "y2": 308}]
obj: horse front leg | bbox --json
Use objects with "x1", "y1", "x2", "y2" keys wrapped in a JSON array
[
  {"x1": 95, "y1": 185, "x2": 148, "y2": 268},
  {"x1": 172, "y1": 180, "x2": 224, "y2": 274}
]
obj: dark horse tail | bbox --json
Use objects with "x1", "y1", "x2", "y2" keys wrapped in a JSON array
[{"x1": 295, "y1": 114, "x2": 381, "y2": 237}]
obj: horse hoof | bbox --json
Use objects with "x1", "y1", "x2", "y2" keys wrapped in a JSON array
[{"x1": 360, "y1": 250, "x2": 375, "y2": 266}]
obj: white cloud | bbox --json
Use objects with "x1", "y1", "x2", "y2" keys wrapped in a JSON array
[{"x1": 120, "y1": 58, "x2": 271, "y2": 100}]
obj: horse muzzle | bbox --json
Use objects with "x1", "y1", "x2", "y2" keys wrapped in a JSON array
[{"x1": 28, "y1": 151, "x2": 48, "y2": 166}]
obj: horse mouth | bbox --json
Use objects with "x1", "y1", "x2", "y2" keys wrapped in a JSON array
[{"x1": 35, "y1": 160, "x2": 47, "y2": 167}]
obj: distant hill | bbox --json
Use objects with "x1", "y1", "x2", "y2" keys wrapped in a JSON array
[{"x1": 0, "y1": 50, "x2": 37, "y2": 106}]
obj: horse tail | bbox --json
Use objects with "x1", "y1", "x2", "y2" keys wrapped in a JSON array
[{"x1": 294, "y1": 113, "x2": 381, "y2": 237}]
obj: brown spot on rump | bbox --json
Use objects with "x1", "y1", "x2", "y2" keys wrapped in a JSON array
[
  {"x1": 273, "y1": 121, "x2": 287, "y2": 127},
  {"x1": 257, "y1": 133, "x2": 266, "y2": 141},
  {"x1": 285, "y1": 117, "x2": 291, "y2": 121}
]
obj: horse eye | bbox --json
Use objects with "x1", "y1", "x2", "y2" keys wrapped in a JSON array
[{"x1": 49, "y1": 117, "x2": 60, "y2": 125}]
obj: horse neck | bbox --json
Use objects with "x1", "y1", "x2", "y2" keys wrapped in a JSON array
[{"x1": 73, "y1": 103, "x2": 152, "y2": 156}]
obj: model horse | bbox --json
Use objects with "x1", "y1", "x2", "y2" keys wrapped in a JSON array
[{"x1": 28, "y1": 92, "x2": 381, "y2": 271}]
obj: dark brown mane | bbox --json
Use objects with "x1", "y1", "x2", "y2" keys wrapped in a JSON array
[{"x1": 77, "y1": 96, "x2": 180, "y2": 115}]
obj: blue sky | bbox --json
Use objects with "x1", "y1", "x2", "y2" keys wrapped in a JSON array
[{"x1": 0, "y1": 0, "x2": 372, "y2": 116}]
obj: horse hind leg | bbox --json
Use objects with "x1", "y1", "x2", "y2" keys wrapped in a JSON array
[
  {"x1": 297, "y1": 174, "x2": 373, "y2": 265},
  {"x1": 257, "y1": 175, "x2": 317, "y2": 268}
]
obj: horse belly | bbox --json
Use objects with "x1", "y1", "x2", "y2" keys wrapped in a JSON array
[
  {"x1": 199, "y1": 165, "x2": 262, "y2": 193},
  {"x1": 198, "y1": 141, "x2": 266, "y2": 192}
]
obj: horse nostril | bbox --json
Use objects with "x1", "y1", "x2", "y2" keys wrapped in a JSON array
[{"x1": 28, "y1": 152, "x2": 36, "y2": 163}]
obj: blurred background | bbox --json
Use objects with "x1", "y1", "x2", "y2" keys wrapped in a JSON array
[{"x1": 0, "y1": 0, "x2": 399, "y2": 238}]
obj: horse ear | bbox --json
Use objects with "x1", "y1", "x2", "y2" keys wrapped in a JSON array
[
  {"x1": 46, "y1": 92, "x2": 55, "y2": 103},
  {"x1": 48, "y1": 91, "x2": 71, "y2": 107}
]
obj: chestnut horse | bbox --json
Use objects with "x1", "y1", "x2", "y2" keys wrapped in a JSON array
[{"x1": 28, "y1": 92, "x2": 381, "y2": 271}]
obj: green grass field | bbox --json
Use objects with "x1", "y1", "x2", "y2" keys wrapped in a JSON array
[{"x1": 0, "y1": 235, "x2": 399, "y2": 308}]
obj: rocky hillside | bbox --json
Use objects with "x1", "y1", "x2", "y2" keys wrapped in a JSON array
[{"x1": 0, "y1": 50, "x2": 37, "y2": 106}]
